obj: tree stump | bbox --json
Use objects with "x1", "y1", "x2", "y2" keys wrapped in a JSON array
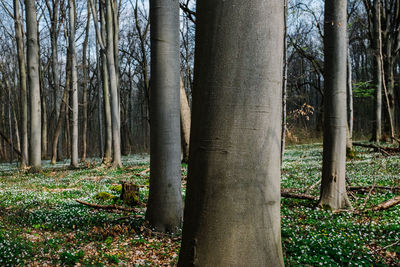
[{"x1": 120, "y1": 182, "x2": 139, "y2": 206}]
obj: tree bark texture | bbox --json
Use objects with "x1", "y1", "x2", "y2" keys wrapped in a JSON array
[
  {"x1": 319, "y1": 0, "x2": 351, "y2": 210},
  {"x1": 14, "y1": 0, "x2": 28, "y2": 168},
  {"x1": 25, "y1": 0, "x2": 41, "y2": 171},
  {"x1": 180, "y1": 77, "x2": 191, "y2": 163},
  {"x1": 106, "y1": 0, "x2": 122, "y2": 166},
  {"x1": 81, "y1": 2, "x2": 90, "y2": 162},
  {"x1": 99, "y1": 1, "x2": 113, "y2": 163},
  {"x1": 69, "y1": 0, "x2": 79, "y2": 168},
  {"x1": 146, "y1": 0, "x2": 183, "y2": 233},
  {"x1": 178, "y1": 1, "x2": 285, "y2": 266}
]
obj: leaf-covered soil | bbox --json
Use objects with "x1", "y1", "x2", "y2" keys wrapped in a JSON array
[{"x1": 0, "y1": 145, "x2": 399, "y2": 266}]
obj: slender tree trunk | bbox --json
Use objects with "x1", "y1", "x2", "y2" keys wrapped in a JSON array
[
  {"x1": 48, "y1": 0, "x2": 62, "y2": 158},
  {"x1": 69, "y1": 0, "x2": 78, "y2": 168},
  {"x1": 178, "y1": 1, "x2": 285, "y2": 265},
  {"x1": 14, "y1": 0, "x2": 28, "y2": 168},
  {"x1": 99, "y1": 0, "x2": 112, "y2": 163},
  {"x1": 8, "y1": 85, "x2": 14, "y2": 163},
  {"x1": 51, "y1": 85, "x2": 69, "y2": 164},
  {"x1": 105, "y1": 0, "x2": 122, "y2": 166},
  {"x1": 81, "y1": 2, "x2": 91, "y2": 162},
  {"x1": 319, "y1": 0, "x2": 351, "y2": 210},
  {"x1": 41, "y1": 81, "x2": 48, "y2": 158},
  {"x1": 180, "y1": 77, "x2": 191, "y2": 163},
  {"x1": 51, "y1": 46, "x2": 71, "y2": 165},
  {"x1": 25, "y1": 0, "x2": 41, "y2": 171},
  {"x1": 347, "y1": 47, "x2": 353, "y2": 139},
  {"x1": 281, "y1": 0, "x2": 288, "y2": 163},
  {"x1": 372, "y1": 0, "x2": 382, "y2": 142},
  {"x1": 96, "y1": 44, "x2": 104, "y2": 158},
  {"x1": 146, "y1": 0, "x2": 183, "y2": 233}
]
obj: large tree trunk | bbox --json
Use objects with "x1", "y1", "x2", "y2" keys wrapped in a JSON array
[
  {"x1": 178, "y1": 1, "x2": 285, "y2": 265},
  {"x1": 25, "y1": 0, "x2": 41, "y2": 171},
  {"x1": 105, "y1": 0, "x2": 122, "y2": 167},
  {"x1": 146, "y1": 0, "x2": 183, "y2": 233},
  {"x1": 180, "y1": 77, "x2": 191, "y2": 163},
  {"x1": 81, "y1": 2, "x2": 91, "y2": 162},
  {"x1": 69, "y1": 0, "x2": 79, "y2": 168},
  {"x1": 14, "y1": 0, "x2": 28, "y2": 168},
  {"x1": 319, "y1": 0, "x2": 351, "y2": 210}
]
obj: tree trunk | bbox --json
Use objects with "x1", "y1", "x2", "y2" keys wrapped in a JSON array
[
  {"x1": 347, "y1": 47, "x2": 353, "y2": 139},
  {"x1": 99, "y1": 0, "x2": 113, "y2": 164},
  {"x1": 25, "y1": 0, "x2": 41, "y2": 171},
  {"x1": 371, "y1": 0, "x2": 383, "y2": 142},
  {"x1": 281, "y1": 0, "x2": 288, "y2": 163},
  {"x1": 319, "y1": 0, "x2": 351, "y2": 210},
  {"x1": 68, "y1": 0, "x2": 79, "y2": 168},
  {"x1": 14, "y1": 0, "x2": 28, "y2": 168},
  {"x1": 96, "y1": 44, "x2": 104, "y2": 158},
  {"x1": 81, "y1": 2, "x2": 91, "y2": 162},
  {"x1": 180, "y1": 77, "x2": 191, "y2": 163},
  {"x1": 51, "y1": 45, "x2": 71, "y2": 165},
  {"x1": 178, "y1": 1, "x2": 285, "y2": 265},
  {"x1": 146, "y1": 0, "x2": 183, "y2": 233},
  {"x1": 105, "y1": 0, "x2": 122, "y2": 167}
]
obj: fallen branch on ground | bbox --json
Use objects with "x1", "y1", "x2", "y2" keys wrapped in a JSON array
[
  {"x1": 281, "y1": 191, "x2": 317, "y2": 201},
  {"x1": 368, "y1": 196, "x2": 400, "y2": 211},
  {"x1": 76, "y1": 199, "x2": 143, "y2": 213},
  {"x1": 305, "y1": 179, "x2": 321, "y2": 194},
  {"x1": 349, "y1": 186, "x2": 400, "y2": 193},
  {"x1": 353, "y1": 142, "x2": 400, "y2": 156}
]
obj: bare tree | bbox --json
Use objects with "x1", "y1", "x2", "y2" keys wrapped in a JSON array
[
  {"x1": 68, "y1": 0, "x2": 78, "y2": 167},
  {"x1": 14, "y1": 0, "x2": 28, "y2": 168},
  {"x1": 25, "y1": 0, "x2": 41, "y2": 171}
]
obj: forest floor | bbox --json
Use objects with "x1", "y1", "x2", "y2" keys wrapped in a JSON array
[{"x1": 0, "y1": 144, "x2": 399, "y2": 266}]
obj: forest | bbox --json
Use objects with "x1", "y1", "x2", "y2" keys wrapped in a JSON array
[{"x1": 0, "y1": 0, "x2": 399, "y2": 266}]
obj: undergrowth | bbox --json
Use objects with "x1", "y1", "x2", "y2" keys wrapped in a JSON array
[{"x1": 0, "y1": 146, "x2": 398, "y2": 266}]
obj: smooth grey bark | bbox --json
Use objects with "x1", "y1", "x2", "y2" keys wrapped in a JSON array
[
  {"x1": 347, "y1": 47, "x2": 353, "y2": 139},
  {"x1": 146, "y1": 0, "x2": 183, "y2": 232},
  {"x1": 319, "y1": 0, "x2": 351, "y2": 210},
  {"x1": 178, "y1": 1, "x2": 285, "y2": 266},
  {"x1": 372, "y1": 0, "x2": 382, "y2": 141},
  {"x1": 99, "y1": 0, "x2": 113, "y2": 163},
  {"x1": 281, "y1": 0, "x2": 288, "y2": 163},
  {"x1": 14, "y1": 0, "x2": 28, "y2": 168},
  {"x1": 105, "y1": 0, "x2": 122, "y2": 166},
  {"x1": 96, "y1": 43, "x2": 104, "y2": 158},
  {"x1": 68, "y1": 0, "x2": 78, "y2": 168},
  {"x1": 25, "y1": 0, "x2": 41, "y2": 171},
  {"x1": 81, "y1": 2, "x2": 90, "y2": 162},
  {"x1": 180, "y1": 77, "x2": 191, "y2": 163}
]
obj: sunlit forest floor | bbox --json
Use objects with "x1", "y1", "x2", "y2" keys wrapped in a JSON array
[{"x1": 0, "y1": 144, "x2": 399, "y2": 266}]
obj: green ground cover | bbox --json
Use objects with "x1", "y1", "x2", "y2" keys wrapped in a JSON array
[{"x1": 0, "y1": 145, "x2": 399, "y2": 266}]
